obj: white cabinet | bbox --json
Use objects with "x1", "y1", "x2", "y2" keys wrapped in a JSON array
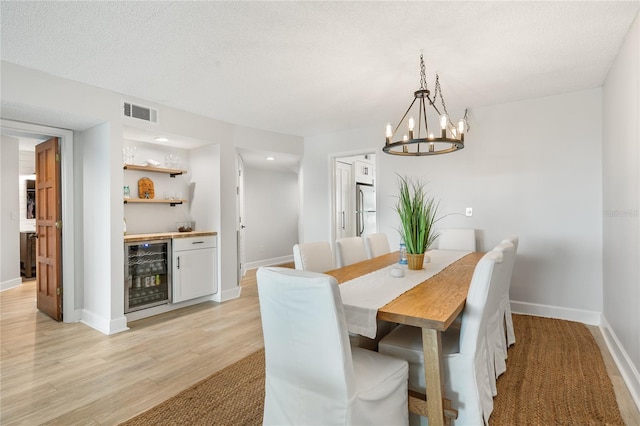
[
  {"x1": 354, "y1": 160, "x2": 374, "y2": 185},
  {"x1": 172, "y1": 235, "x2": 217, "y2": 303}
]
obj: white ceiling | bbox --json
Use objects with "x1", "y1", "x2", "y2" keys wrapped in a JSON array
[{"x1": 1, "y1": 1, "x2": 638, "y2": 154}]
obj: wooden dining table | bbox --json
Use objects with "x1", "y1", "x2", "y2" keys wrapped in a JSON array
[{"x1": 325, "y1": 250, "x2": 484, "y2": 426}]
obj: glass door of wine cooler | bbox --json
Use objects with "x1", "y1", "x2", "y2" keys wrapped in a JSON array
[{"x1": 125, "y1": 239, "x2": 172, "y2": 313}]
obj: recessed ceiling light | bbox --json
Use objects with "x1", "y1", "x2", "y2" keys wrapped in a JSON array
[
  {"x1": 266, "y1": 156, "x2": 275, "y2": 161},
  {"x1": 154, "y1": 137, "x2": 169, "y2": 142}
]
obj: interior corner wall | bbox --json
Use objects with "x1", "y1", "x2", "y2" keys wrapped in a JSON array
[
  {"x1": 79, "y1": 122, "x2": 120, "y2": 334},
  {"x1": 0, "y1": 135, "x2": 21, "y2": 290},
  {"x1": 602, "y1": 11, "x2": 640, "y2": 403},
  {"x1": 303, "y1": 88, "x2": 603, "y2": 317}
]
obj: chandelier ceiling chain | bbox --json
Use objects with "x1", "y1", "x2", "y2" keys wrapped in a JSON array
[{"x1": 383, "y1": 54, "x2": 469, "y2": 156}]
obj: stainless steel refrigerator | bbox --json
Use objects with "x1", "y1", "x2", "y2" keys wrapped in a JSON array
[{"x1": 356, "y1": 183, "x2": 376, "y2": 237}]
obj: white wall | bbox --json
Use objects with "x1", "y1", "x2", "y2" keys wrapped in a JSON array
[
  {"x1": 1, "y1": 61, "x2": 303, "y2": 332},
  {"x1": 0, "y1": 135, "x2": 21, "y2": 290},
  {"x1": 79, "y1": 122, "x2": 123, "y2": 334},
  {"x1": 602, "y1": 12, "x2": 640, "y2": 406},
  {"x1": 304, "y1": 88, "x2": 603, "y2": 318},
  {"x1": 243, "y1": 166, "x2": 298, "y2": 268}
]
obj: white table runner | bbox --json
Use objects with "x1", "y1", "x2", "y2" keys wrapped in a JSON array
[{"x1": 339, "y1": 250, "x2": 470, "y2": 338}]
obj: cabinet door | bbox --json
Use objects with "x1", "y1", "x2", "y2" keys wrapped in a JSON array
[{"x1": 173, "y1": 247, "x2": 216, "y2": 303}]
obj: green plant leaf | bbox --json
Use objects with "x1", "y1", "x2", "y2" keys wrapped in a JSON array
[{"x1": 395, "y1": 174, "x2": 442, "y2": 254}]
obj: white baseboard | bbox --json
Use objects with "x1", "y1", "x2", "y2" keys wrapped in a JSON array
[
  {"x1": 600, "y1": 316, "x2": 640, "y2": 412},
  {"x1": 64, "y1": 308, "x2": 83, "y2": 324},
  {"x1": 211, "y1": 285, "x2": 241, "y2": 303},
  {"x1": 510, "y1": 300, "x2": 601, "y2": 325},
  {"x1": 1, "y1": 277, "x2": 22, "y2": 292},
  {"x1": 244, "y1": 255, "x2": 294, "y2": 271},
  {"x1": 81, "y1": 310, "x2": 129, "y2": 335}
]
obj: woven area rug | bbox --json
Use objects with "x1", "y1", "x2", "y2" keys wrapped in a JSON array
[
  {"x1": 121, "y1": 315, "x2": 624, "y2": 425},
  {"x1": 490, "y1": 315, "x2": 624, "y2": 425},
  {"x1": 120, "y1": 349, "x2": 266, "y2": 426}
]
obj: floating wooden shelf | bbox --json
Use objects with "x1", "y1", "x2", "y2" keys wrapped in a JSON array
[
  {"x1": 123, "y1": 164, "x2": 186, "y2": 177},
  {"x1": 124, "y1": 198, "x2": 186, "y2": 206}
]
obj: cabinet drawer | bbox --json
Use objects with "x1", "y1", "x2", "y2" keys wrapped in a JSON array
[{"x1": 173, "y1": 235, "x2": 216, "y2": 251}]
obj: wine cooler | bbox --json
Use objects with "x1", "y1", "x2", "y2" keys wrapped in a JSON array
[{"x1": 125, "y1": 239, "x2": 172, "y2": 313}]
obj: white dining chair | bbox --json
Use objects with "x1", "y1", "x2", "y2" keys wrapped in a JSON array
[
  {"x1": 256, "y1": 267, "x2": 409, "y2": 426},
  {"x1": 365, "y1": 232, "x2": 391, "y2": 259},
  {"x1": 500, "y1": 236, "x2": 519, "y2": 347},
  {"x1": 437, "y1": 228, "x2": 477, "y2": 251},
  {"x1": 378, "y1": 251, "x2": 503, "y2": 426},
  {"x1": 483, "y1": 241, "x2": 515, "y2": 385},
  {"x1": 292, "y1": 241, "x2": 336, "y2": 273},
  {"x1": 335, "y1": 236, "x2": 368, "y2": 268}
]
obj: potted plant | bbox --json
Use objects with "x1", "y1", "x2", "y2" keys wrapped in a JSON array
[{"x1": 396, "y1": 175, "x2": 441, "y2": 270}]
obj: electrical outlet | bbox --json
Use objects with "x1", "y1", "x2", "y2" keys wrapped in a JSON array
[{"x1": 465, "y1": 207, "x2": 473, "y2": 217}]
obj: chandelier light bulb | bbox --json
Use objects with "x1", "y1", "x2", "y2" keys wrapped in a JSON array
[
  {"x1": 440, "y1": 114, "x2": 448, "y2": 130},
  {"x1": 408, "y1": 116, "x2": 415, "y2": 139},
  {"x1": 385, "y1": 123, "x2": 393, "y2": 144},
  {"x1": 458, "y1": 119, "x2": 466, "y2": 134},
  {"x1": 403, "y1": 134, "x2": 409, "y2": 142},
  {"x1": 428, "y1": 132, "x2": 434, "y2": 140}
]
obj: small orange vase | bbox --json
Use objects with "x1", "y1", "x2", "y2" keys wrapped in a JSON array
[{"x1": 406, "y1": 253, "x2": 425, "y2": 270}]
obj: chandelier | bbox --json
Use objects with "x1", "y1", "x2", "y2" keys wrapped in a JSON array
[{"x1": 383, "y1": 54, "x2": 469, "y2": 156}]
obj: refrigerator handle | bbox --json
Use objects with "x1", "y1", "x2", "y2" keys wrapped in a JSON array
[{"x1": 358, "y1": 190, "x2": 365, "y2": 235}]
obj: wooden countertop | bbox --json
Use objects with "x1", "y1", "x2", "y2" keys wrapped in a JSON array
[{"x1": 124, "y1": 231, "x2": 216, "y2": 243}]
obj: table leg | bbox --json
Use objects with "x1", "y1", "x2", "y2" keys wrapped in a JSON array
[{"x1": 422, "y1": 327, "x2": 445, "y2": 426}]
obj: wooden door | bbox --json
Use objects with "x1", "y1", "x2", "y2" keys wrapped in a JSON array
[{"x1": 35, "y1": 137, "x2": 62, "y2": 321}]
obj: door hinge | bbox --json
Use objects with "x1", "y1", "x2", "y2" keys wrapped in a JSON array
[
  {"x1": 55, "y1": 220, "x2": 62, "y2": 229},
  {"x1": 56, "y1": 287, "x2": 62, "y2": 296},
  {"x1": 56, "y1": 153, "x2": 60, "y2": 162}
]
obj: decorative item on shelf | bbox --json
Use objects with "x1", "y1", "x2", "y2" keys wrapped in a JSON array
[
  {"x1": 138, "y1": 177, "x2": 155, "y2": 199},
  {"x1": 165, "y1": 154, "x2": 181, "y2": 169},
  {"x1": 144, "y1": 159, "x2": 162, "y2": 167},
  {"x1": 123, "y1": 146, "x2": 136, "y2": 164},
  {"x1": 395, "y1": 175, "x2": 442, "y2": 270},
  {"x1": 176, "y1": 221, "x2": 194, "y2": 232},
  {"x1": 123, "y1": 185, "x2": 130, "y2": 199},
  {"x1": 384, "y1": 53, "x2": 470, "y2": 156}
]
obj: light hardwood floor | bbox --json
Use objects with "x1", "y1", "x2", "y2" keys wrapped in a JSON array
[{"x1": 2, "y1": 268, "x2": 639, "y2": 425}]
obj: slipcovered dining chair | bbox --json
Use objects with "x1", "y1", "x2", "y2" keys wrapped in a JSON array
[
  {"x1": 256, "y1": 267, "x2": 409, "y2": 426},
  {"x1": 500, "y1": 236, "x2": 519, "y2": 347},
  {"x1": 378, "y1": 251, "x2": 504, "y2": 426},
  {"x1": 365, "y1": 233, "x2": 391, "y2": 259},
  {"x1": 336, "y1": 236, "x2": 368, "y2": 268},
  {"x1": 483, "y1": 241, "x2": 516, "y2": 384},
  {"x1": 293, "y1": 241, "x2": 336, "y2": 273},
  {"x1": 437, "y1": 228, "x2": 477, "y2": 251}
]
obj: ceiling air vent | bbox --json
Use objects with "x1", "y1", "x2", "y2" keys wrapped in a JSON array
[{"x1": 123, "y1": 101, "x2": 158, "y2": 123}]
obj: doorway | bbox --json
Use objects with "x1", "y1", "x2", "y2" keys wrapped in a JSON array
[
  {"x1": 1, "y1": 120, "x2": 76, "y2": 323},
  {"x1": 331, "y1": 152, "x2": 377, "y2": 246}
]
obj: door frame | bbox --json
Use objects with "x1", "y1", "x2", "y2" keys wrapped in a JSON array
[
  {"x1": 330, "y1": 150, "x2": 376, "y2": 251},
  {"x1": 1, "y1": 119, "x2": 77, "y2": 323}
]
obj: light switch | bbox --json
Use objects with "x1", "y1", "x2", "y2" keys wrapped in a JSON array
[{"x1": 465, "y1": 207, "x2": 473, "y2": 217}]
